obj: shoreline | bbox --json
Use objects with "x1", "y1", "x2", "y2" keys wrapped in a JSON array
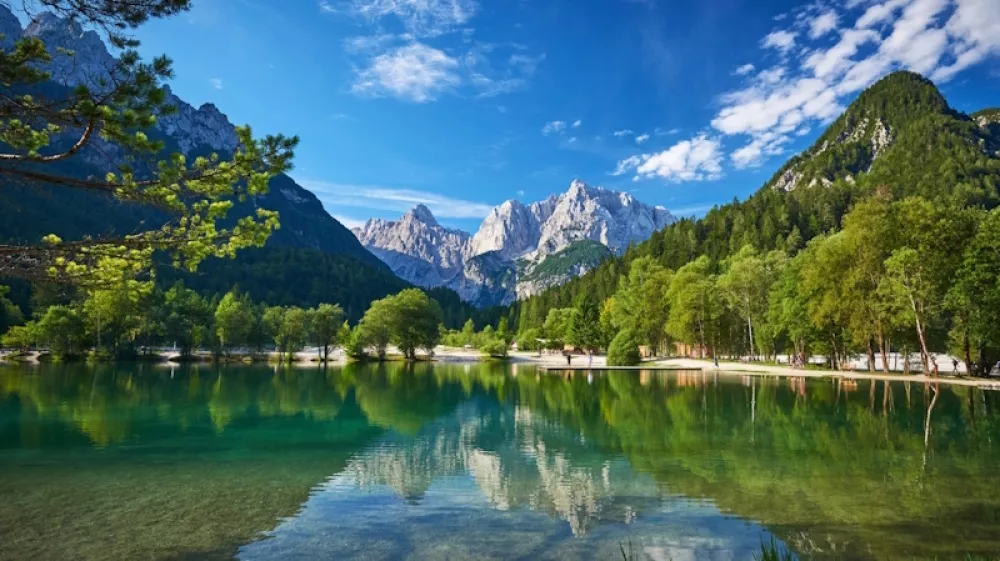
[
  {"x1": 539, "y1": 357, "x2": 1000, "y2": 390},
  {"x1": 6, "y1": 349, "x2": 1000, "y2": 389}
]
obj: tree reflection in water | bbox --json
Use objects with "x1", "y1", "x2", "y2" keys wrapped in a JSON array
[{"x1": 1, "y1": 362, "x2": 999, "y2": 560}]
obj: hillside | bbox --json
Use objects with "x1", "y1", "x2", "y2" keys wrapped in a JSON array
[
  {"x1": 513, "y1": 71, "x2": 1000, "y2": 329},
  {"x1": 0, "y1": 5, "x2": 480, "y2": 324}
]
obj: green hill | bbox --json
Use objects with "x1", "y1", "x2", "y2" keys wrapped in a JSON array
[{"x1": 514, "y1": 71, "x2": 1000, "y2": 330}]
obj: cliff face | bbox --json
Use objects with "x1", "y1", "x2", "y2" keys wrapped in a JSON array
[{"x1": 354, "y1": 180, "x2": 676, "y2": 306}]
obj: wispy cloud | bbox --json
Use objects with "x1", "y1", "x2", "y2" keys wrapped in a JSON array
[
  {"x1": 619, "y1": 0, "x2": 1000, "y2": 172},
  {"x1": 613, "y1": 129, "x2": 633, "y2": 137},
  {"x1": 299, "y1": 178, "x2": 494, "y2": 219},
  {"x1": 635, "y1": 133, "x2": 650, "y2": 144},
  {"x1": 762, "y1": 29, "x2": 797, "y2": 52},
  {"x1": 572, "y1": 119, "x2": 582, "y2": 128},
  {"x1": 209, "y1": 77, "x2": 223, "y2": 89},
  {"x1": 541, "y1": 120, "x2": 567, "y2": 135},
  {"x1": 352, "y1": 42, "x2": 460, "y2": 102},
  {"x1": 349, "y1": 0, "x2": 477, "y2": 38}
]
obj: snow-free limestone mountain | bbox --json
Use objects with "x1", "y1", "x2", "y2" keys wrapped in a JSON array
[{"x1": 353, "y1": 180, "x2": 676, "y2": 307}]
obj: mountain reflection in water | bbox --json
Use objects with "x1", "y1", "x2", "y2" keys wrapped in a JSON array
[{"x1": 1, "y1": 362, "x2": 999, "y2": 560}]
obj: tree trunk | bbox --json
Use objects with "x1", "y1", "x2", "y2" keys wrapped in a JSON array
[
  {"x1": 866, "y1": 339, "x2": 876, "y2": 372},
  {"x1": 879, "y1": 329, "x2": 891, "y2": 374},
  {"x1": 914, "y1": 314, "x2": 931, "y2": 374},
  {"x1": 746, "y1": 295, "x2": 755, "y2": 360},
  {"x1": 963, "y1": 331, "x2": 973, "y2": 376},
  {"x1": 903, "y1": 344, "x2": 910, "y2": 375}
]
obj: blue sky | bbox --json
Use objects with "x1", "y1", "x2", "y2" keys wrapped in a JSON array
[{"x1": 128, "y1": 0, "x2": 1000, "y2": 232}]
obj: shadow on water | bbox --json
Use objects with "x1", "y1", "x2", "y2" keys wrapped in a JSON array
[{"x1": 1, "y1": 362, "x2": 999, "y2": 560}]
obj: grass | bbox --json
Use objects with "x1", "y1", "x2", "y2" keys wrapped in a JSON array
[
  {"x1": 753, "y1": 538, "x2": 795, "y2": 561},
  {"x1": 617, "y1": 537, "x2": 797, "y2": 561}
]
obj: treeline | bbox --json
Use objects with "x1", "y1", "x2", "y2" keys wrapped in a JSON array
[
  {"x1": 0, "y1": 281, "x2": 451, "y2": 363},
  {"x1": 514, "y1": 195, "x2": 1000, "y2": 373},
  {"x1": 512, "y1": 72, "x2": 1000, "y2": 372}
]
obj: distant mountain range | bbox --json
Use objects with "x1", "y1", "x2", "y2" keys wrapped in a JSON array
[
  {"x1": 353, "y1": 180, "x2": 676, "y2": 307},
  {"x1": 0, "y1": 5, "x2": 677, "y2": 315}
]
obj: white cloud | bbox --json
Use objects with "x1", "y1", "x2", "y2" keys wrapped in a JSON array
[
  {"x1": 613, "y1": 135, "x2": 723, "y2": 182},
  {"x1": 350, "y1": 0, "x2": 477, "y2": 38},
  {"x1": 809, "y1": 10, "x2": 839, "y2": 39},
  {"x1": 613, "y1": 129, "x2": 634, "y2": 137},
  {"x1": 516, "y1": 189, "x2": 525, "y2": 196},
  {"x1": 734, "y1": 63, "x2": 756, "y2": 75},
  {"x1": 542, "y1": 120, "x2": 567, "y2": 135},
  {"x1": 572, "y1": 119, "x2": 582, "y2": 128},
  {"x1": 209, "y1": 78, "x2": 223, "y2": 89},
  {"x1": 701, "y1": 0, "x2": 1000, "y2": 170},
  {"x1": 319, "y1": 0, "x2": 337, "y2": 14},
  {"x1": 762, "y1": 30, "x2": 797, "y2": 51},
  {"x1": 933, "y1": 0, "x2": 1000, "y2": 81},
  {"x1": 300, "y1": 179, "x2": 493, "y2": 219},
  {"x1": 568, "y1": 136, "x2": 578, "y2": 143},
  {"x1": 352, "y1": 43, "x2": 460, "y2": 102},
  {"x1": 635, "y1": 133, "x2": 650, "y2": 144},
  {"x1": 731, "y1": 132, "x2": 790, "y2": 169}
]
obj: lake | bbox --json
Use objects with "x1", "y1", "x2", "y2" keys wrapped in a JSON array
[{"x1": 1, "y1": 362, "x2": 998, "y2": 560}]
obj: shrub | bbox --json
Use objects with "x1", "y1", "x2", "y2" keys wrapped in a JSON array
[
  {"x1": 607, "y1": 329, "x2": 641, "y2": 366},
  {"x1": 479, "y1": 337, "x2": 509, "y2": 358}
]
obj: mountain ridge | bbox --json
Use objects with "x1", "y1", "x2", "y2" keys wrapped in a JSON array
[
  {"x1": 513, "y1": 70, "x2": 1000, "y2": 329},
  {"x1": 0, "y1": 5, "x2": 491, "y2": 324},
  {"x1": 353, "y1": 179, "x2": 675, "y2": 307}
]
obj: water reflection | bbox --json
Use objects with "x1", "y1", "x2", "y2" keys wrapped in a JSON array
[{"x1": 1, "y1": 362, "x2": 999, "y2": 560}]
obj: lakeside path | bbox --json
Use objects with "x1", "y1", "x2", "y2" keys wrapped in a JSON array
[{"x1": 538, "y1": 357, "x2": 1000, "y2": 390}]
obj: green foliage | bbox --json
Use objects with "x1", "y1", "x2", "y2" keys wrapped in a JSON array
[
  {"x1": 542, "y1": 307, "x2": 575, "y2": 349},
  {"x1": 509, "y1": 71, "x2": 1000, "y2": 372},
  {"x1": 35, "y1": 305, "x2": 86, "y2": 358},
  {"x1": 0, "y1": 285, "x2": 23, "y2": 335},
  {"x1": 0, "y1": 2, "x2": 297, "y2": 286},
  {"x1": 522, "y1": 239, "x2": 611, "y2": 281},
  {"x1": 271, "y1": 306, "x2": 308, "y2": 362},
  {"x1": 479, "y1": 337, "x2": 508, "y2": 358},
  {"x1": 515, "y1": 327, "x2": 543, "y2": 351},
  {"x1": 606, "y1": 329, "x2": 642, "y2": 366},
  {"x1": 214, "y1": 289, "x2": 252, "y2": 356},
  {"x1": 568, "y1": 291, "x2": 603, "y2": 351},
  {"x1": 609, "y1": 256, "x2": 672, "y2": 353},
  {"x1": 1, "y1": 323, "x2": 35, "y2": 349},
  {"x1": 310, "y1": 303, "x2": 345, "y2": 362},
  {"x1": 162, "y1": 283, "x2": 210, "y2": 357}
]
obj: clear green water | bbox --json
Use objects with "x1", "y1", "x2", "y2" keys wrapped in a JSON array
[{"x1": 1, "y1": 362, "x2": 999, "y2": 560}]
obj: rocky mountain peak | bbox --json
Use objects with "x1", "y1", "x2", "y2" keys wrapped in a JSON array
[
  {"x1": 404, "y1": 204, "x2": 439, "y2": 226},
  {"x1": 567, "y1": 178, "x2": 591, "y2": 195},
  {"x1": 358, "y1": 179, "x2": 676, "y2": 306}
]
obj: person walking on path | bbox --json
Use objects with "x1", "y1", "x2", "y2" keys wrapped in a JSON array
[{"x1": 714, "y1": 355, "x2": 719, "y2": 369}]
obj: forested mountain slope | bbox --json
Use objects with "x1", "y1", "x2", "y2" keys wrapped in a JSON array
[
  {"x1": 514, "y1": 71, "x2": 1000, "y2": 332},
  {"x1": 0, "y1": 5, "x2": 482, "y2": 324}
]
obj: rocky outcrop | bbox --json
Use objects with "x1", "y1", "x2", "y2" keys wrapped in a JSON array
[
  {"x1": 469, "y1": 200, "x2": 541, "y2": 260},
  {"x1": 771, "y1": 115, "x2": 895, "y2": 192},
  {"x1": 353, "y1": 205, "x2": 472, "y2": 288},
  {"x1": 354, "y1": 180, "x2": 675, "y2": 306}
]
